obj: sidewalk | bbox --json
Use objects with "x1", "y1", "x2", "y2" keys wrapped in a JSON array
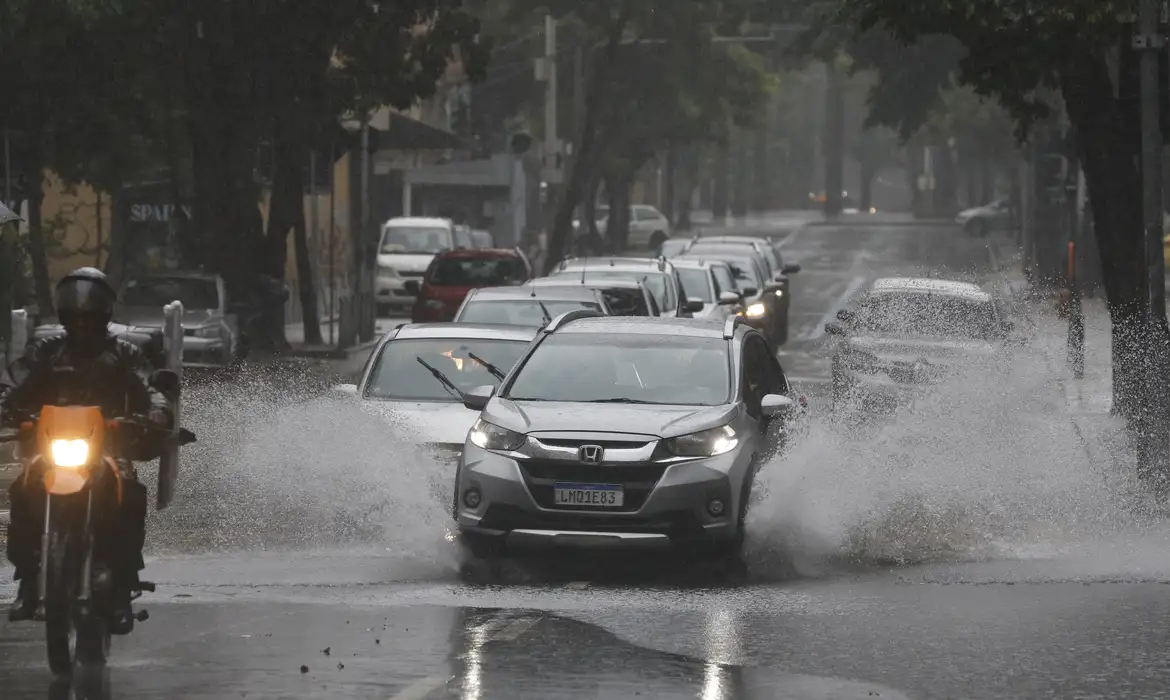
[{"x1": 283, "y1": 317, "x2": 380, "y2": 360}]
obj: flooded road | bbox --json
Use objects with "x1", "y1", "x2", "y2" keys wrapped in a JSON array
[{"x1": 4, "y1": 220, "x2": 1166, "y2": 699}]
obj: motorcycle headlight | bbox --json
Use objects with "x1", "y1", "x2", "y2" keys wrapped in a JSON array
[
  {"x1": 468, "y1": 418, "x2": 525, "y2": 452},
  {"x1": 744, "y1": 302, "x2": 767, "y2": 318},
  {"x1": 50, "y1": 439, "x2": 90, "y2": 468},
  {"x1": 193, "y1": 324, "x2": 219, "y2": 339},
  {"x1": 663, "y1": 424, "x2": 738, "y2": 458}
]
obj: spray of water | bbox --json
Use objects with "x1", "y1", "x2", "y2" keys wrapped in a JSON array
[
  {"x1": 745, "y1": 302, "x2": 1163, "y2": 578},
  {"x1": 140, "y1": 364, "x2": 459, "y2": 581}
]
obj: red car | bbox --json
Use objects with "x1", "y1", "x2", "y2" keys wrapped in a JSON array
[{"x1": 410, "y1": 248, "x2": 533, "y2": 322}]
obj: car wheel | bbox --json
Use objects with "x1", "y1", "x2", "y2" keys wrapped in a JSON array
[{"x1": 649, "y1": 231, "x2": 667, "y2": 252}]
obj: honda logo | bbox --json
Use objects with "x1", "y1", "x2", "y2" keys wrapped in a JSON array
[{"x1": 578, "y1": 445, "x2": 604, "y2": 464}]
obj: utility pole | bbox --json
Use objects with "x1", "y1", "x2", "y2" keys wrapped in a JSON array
[
  {"x1": 1136, "y1": 0, "x2": 1170, "y2": 486},
  {"x1": 359, "y1": 118, "x2": 373, "y2": 341},
  {"x1": 543, "y1": 13, "x2": 560, "y2": 186}
]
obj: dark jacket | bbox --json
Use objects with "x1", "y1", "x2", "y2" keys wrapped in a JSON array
[{"x1": 0, "y1": 333, "x2": 169, "y2": 423}]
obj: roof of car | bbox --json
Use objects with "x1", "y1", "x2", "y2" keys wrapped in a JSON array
[
  {"x1": 868, "y1": 277, "x2": 990, "y2": 301},
  {"x1": 533, "y1": 276, "x2": 647, "y2": 290},
  {"x1": 468, "y1": 285, "x2": 602, "y2": 302},
  {"x1": 697, "y1": 235, "x2": 778, "y2": 246},
  {"x1": 558, "y1": 256, "x2": 672, "y2": 270},
  {"x1": 668, "y1": 258, "x2": 723, "y2": 269},
  {"x1": 555, "y1": 315, "x2": 726, "y2": 338},
  {"x1": 390, "y1": 323, "x2": 538, "y2": 342},
  {"x1": 433, "y1": 247, "x2": 523, "y2": 260},
  {"x1": 381, "y1": 217, "x2": 451, "y2": 228}
]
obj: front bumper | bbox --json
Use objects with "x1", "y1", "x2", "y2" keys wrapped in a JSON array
[
  {"x1": 455, "y1": 443, "x2": 742, "y2": 554},
  {"x1": 181, "y1": 336, "x2": 231, "y2": 368}
]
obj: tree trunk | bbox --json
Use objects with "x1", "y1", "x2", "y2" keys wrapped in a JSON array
[
  {"x1": 1061, "y1": 55, "x2": 1149, "y2": 422},
  {"x1": 859, "y1": 160, "x2": 877, "y2": 212},
  {"x1": 663, "y1": 145, "x2": 676, "y2": 226},
  {"x1": 606, "y1": 175, "x2": 632, "y2": 251},
  {"x1": 712, "y1": 142, "x2": 730, "y2": 222},
  {"x1": 23, "y1": 158, "x2": 52, "y2": 316},
  {"x1": 293, "y1": 189, "x2": 322, "y2": 346}
]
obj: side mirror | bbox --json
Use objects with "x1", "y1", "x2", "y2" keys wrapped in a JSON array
[
  {"x1": 717, "y1": 291, "x2": 740, "y2": 305},
  {"x1": 328, "y1": 383, "x2": 358, "y2": 399},
  {"x1": 463, "y1": 384, "x2": 494, "y2": 412},
  {"x1": 404, "y1": 280, "x2": 421, "y2": 294},
  {"x1": 742, "y1": 287, "x2": 759, "y2": 298},
  {"x1": 685, "y1": 298, "x2": 706, "y2": 313},
  {"x1": 824, "y1": 322, "x2": 844, "y2": 336},
  {"x1": 772, "y1": 273, "x2": 789, "y2": 284},
  {"x1": 150, "y1": 369, "x2": 181, "y2": 397},
  {"x1": 782, "y1": 263, "x2": 801, "y2": 274},
  {"x1": 761, "y1": 394, "x2": 795, "y2": 417},
  {"x1": 836, "y1": 309, "x2": 855, "y2": 322}
]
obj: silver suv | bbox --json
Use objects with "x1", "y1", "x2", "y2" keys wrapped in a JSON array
[{"x1": 453, "y1": 311, "x2": 806, "y2": 569}]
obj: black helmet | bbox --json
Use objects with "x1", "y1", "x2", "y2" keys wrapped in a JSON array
[{"x1": 55, "y1": 267, "x2": 116, "y2": 346}]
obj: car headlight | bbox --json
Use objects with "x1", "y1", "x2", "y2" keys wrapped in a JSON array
[
  {"x1": 468, "y1": 418, "x2": 525, "y2": 452},
  {"x1": 773, "y1": 289, "x2": 784, "y2": 298},
  {"x1": 50, "y1": 439, "x2": 89, "y2": 468},
  {"x1": 744, "y1": 302, "x2": 767, "y2": 318},
  {"x1": 192, "y1": 324, "x2": 219, "y2": 339},
  {"x1": 663, "y1": 424, "x2": 738, "y2": 458}
]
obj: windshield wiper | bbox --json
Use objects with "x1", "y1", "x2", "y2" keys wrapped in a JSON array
[
  {"x1": 466, "y1": 352, "x2": 506, "y2": 381},
  {"x1": 536, "y1": 300, "x2": 552, "y2": 324},
  {"x1": 584, "y1": 398, "x2": 661, "y2": 404},
  {"x1": 415, "y1": 357, "x2": 465, "y2": 399}
]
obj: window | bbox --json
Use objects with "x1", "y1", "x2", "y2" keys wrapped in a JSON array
[
  {"x1": 428, "y1": 258, "x2": 525, "y2": 286},
  {"x1": 633, "y1": 207, "x2": 659, "y2": 222},
  {"x1": 122, "y1": 277, "x2": 220, "y2": 310},
  {"x1": 457, "y1": 299, "x2": 602, "y2": 326},
  {"x1": 711, "y1": 265, "x2": 737, "y2": 296},
  {"x1": 576, "y1": 270, "x2": 675, "y2": 312},
  {"x1": 741, "y1": 336, "x2": 771, "y2": 417},
  {"x1": 365, "y1": 338, "x2": 529, "y2": 402},
  {"x1": 724, "y1": 257, "x2": 763, "y2": 293},
  {"x1": 505, "y1": 334, "x2": 731, "y2": 406},
  {"x1": 595, "y1": 287, "x2": 650, "y2": 316},
  {"x1": 852, "y1": 292, "x2": 1002, "y2": 340},
  {"x1": 678, "y1": 268, "x2": 713, "y2": 303},
  {"x1": 380, "y1": 226, "x2": 453, "y2": 254}
]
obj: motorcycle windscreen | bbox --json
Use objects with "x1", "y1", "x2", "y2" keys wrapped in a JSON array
[{"x1": 157, "y1": 300, "x2": 184, "y2": 510}]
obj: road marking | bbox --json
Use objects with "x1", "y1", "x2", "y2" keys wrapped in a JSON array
[
  {"x1": 388, "y1": 675, "x2": 450, "y2": 700},
  {"x1": 803, "y1": 275, "x2": 868, "y2": 342},
  {"x1": 491, "y1": 615, "x2": 542, "y2": 642}
]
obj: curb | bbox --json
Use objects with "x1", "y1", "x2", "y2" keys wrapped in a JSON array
[{"x1": 281, "y1": 337, "x2": 379, "y2": 360}]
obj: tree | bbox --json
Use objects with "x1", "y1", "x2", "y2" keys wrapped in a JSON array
[{"x1": 827, "y1": 0, "x2": 1157, "y2": 446}]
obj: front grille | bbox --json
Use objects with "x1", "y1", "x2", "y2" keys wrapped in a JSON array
[
  {"x1": 518, "y1": 460, "x2": 668, "y2": 512},
  {"x1": 536, "y1": 438, "x2": 649, "y2": 450}
]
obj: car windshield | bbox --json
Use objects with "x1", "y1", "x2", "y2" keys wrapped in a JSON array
[
  {"x1": 660, "y1": 239, "x2": 691, "y2": 257},
  {"x1": 853, "y1": 292, "x2": 1002, "y2": 340},
  {"x1": 702, "y1": 256, "x2": 760, "y2": 292},
  {"x1": 429, "y1": 258, "x2": 525, "y2": 286},
  {"x1": 457, "y1": 299, "x2": 602, "y2": 326},
  {"x1": 365, "y1": 338, "x2": 529, "y2": 402},
  {"x1": 575, "y1": 270, "x2": 674, "y2": 311},
  {"x1": 677, "y1": 268, "x2": 712, "y2": 302},
  {"x1": 121, "y1": 277, "x2": 219, "y2": 309},
  {"x1": 506, "y1": 333, "x2": 730, "y2": 405},
  {"x1": 380, "y1": 226, "x2": 452, "y2": 254}
]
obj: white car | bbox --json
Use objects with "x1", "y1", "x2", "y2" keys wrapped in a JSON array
[
  {"x1": 955, "y1": 199, "x2": 1011, "y2": 237},
  {"x1": 376, "y1": 217, "x2": 456, "y2": 315},
  {"x1": 594, "y1": 204, "x2": 672, "y2": 251}
]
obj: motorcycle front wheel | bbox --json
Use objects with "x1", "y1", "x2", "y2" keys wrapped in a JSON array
[{"x1": 44, "y1": 528, "x2": 78, "y2": 676}]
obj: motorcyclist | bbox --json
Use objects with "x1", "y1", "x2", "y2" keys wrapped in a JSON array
[{"x1": 1, "y1": 267, "x2": 171, "y2": 634}]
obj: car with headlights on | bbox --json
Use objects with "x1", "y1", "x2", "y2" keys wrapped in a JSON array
[
  {"x1": 676, "y1": 251, "x2": 788, "y2": 346},
  {"x1": 453, "y1": 285, "x2": 611, "y2": 326},
  {"x1": 332, "y1": 323, "x2": 538, "y2": 465},
  {"x1": 549, "y1": 257, "x2": 703, "y2": 318},
  {"x1": 452, "y1": 311, "x2": 806, "y2": 568},
  {"x1": 824, "y1": 277, "x2": 1015, "y2": 410},
  {"x1": 527, "y1": 277, "x2": 659, "y2": 317}
]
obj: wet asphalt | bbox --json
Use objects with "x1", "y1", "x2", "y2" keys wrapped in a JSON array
[{"x1": 6, "y1": 222, "x2": 1165, "y2": 699}]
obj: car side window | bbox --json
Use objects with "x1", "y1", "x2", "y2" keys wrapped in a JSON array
[
  {"x1": 709, "y1": 270, "x2": 722, "y2": 298},
  {"x1": 646, "y1": 291, "x2": 661, "y2": 316},
  {"x1": 712, "y1": 265, "x2": 736, "y2": 295},
  {"x1": 675, "y1": 272, "x2": 687, "y2": 310},
  {"x1": 741, "y1": 336, "x2": 769, "y2": 418}
]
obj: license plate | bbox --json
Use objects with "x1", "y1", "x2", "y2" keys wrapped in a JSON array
[{"x1": 553, "y1": 482, "x2": 624, "y2": 507}]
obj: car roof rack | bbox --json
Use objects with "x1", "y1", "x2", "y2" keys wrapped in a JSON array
[
  {"x1": 722, "y1": 315, "x2": 744, "y2": 339},
  {"x1": 543, "y1": 308, "x2": 606, "y2": 333}
]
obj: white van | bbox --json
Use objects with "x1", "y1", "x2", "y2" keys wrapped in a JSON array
[{"x1": 376, "y1": 217, "x2": 455, "y2": 314}]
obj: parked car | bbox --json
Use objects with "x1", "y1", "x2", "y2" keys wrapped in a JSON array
[
  {"x1": 590, "y1": 204, "x2": 673, "y2": 251},
  {"x1": 453, "y1": 312, "x2": 807, "y2": 568},
  {"x1": 690, "y1": 236, "x2": 802, "y2": 282},
  {"x1": 470, "y1": 229, "x2": 495, "y2": 248},
  {"x1": 411, "y1": 248, "x2": 533, "y2": 323},
  {"x1": 376, "y1": 216, "x2": 457, "y2": 315},
  {"x1": 113, "y1": 271, "x2": 244, "y2": 368},
  {"x1": 955, "y1": 199, "x2": 1011, "y2": 237},
  {"x1": 453, "y1": 285, "x2": 610, "y2": 326},
  {"x1": 331, "y1": 323, "x2": 539, "y2": 464},
  {"x1": 527, "y1": 277, "x2": 660, "y2": 317}
]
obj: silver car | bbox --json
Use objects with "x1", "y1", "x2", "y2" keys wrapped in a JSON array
[
  {"x1": 115, "y1": 272, "x2": 242, "y2": 369},
  {"x1": 669, "y1": 258, "x2": 744, "y2": 321},
  {"x1": 334, "y1": 323, "x2": 539, "y2": 462},
  {"x1": 453, "y1": 311, "x2": 805, "y2": 567}
]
